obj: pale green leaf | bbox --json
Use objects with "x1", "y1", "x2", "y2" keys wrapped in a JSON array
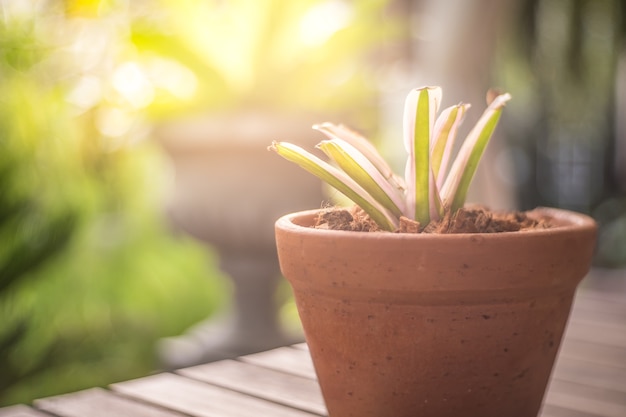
[
  {"x1": 441, "y1": 93, "x2": 512, "y2": 211},
  {"x1": 269, "y1": 141, "x2": 397, "y2": 231},
  {"x1": 314, "y1": 123, "x2": 405, "y2": 191},
  {"x1": 318, "y1": 138, "x2": 405, "y2": 218},
  {"x1": 404, "y1": 86, "x2": 440, "y2": 224},
  {"x1": 430, "y1": 103, "x2": 470, "y2": 188}
]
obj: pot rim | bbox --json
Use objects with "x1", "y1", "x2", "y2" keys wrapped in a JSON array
[{"x1": 275, "y1": 206, "x2": 597, "y2": 240}]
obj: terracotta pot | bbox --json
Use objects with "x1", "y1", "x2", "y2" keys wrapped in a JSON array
[{"x1": 275, "y1": 207, "x2": 596, "y2": 417}]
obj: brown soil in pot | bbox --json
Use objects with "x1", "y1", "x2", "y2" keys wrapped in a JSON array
[{"x1": 316, "y1": 205, "x2": 553, "y2": 234}]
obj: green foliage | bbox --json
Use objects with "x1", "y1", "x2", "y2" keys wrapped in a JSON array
[
  {"x1": 271, "y1": 87, "x2": 511, "y2": 231},
  {"x1": 130, "y1": 0, "x2": 403, "y2": 119},
  {"x1": 0, "y1": 192, "x2": 226, "y2": 404},
  {"x1": 0, "y1": 0, "x2": 405, "y2": 404},
  {"x1": 0, "y1": 11, "x2": 226, "y2": 406},
  {"x1": 0, "y1": 81, "x2": 82, "y2": 292}
]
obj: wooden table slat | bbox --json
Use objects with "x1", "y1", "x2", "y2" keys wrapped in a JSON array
[
  {"x1": 34, "y1": 387, "x2": 184, "y2": 417},
  {"x1": 575, "y1": 288, "x2": 626, "y2": 307},
  {"x1": 569, "y1": 306, "x2": 626, "y2": 327},
  {"x1": 178, "y1": 359, "x2": 326, "y2": 416},
  {"x1": 0, "y1": 405, "x2": 51, "y2": 417},
  {"x1": 546, "y1": 378, "x2": 626, "y2": 409},
  {"x1": 113, "y1": 372, "x2": 319, "y2": 417},
  {"x1": 552, "y1": 356, "x2": 626, "y2": 393},
  {"x1": 540, "y1": 403, "x2": 606, "y2": 417},
  {"x1": 558, "y1": 338, "x2": 626, "y2": 370},
  {"x1": 239, "y1": 346, "x2": 317, "y2": 380},
  {"x1": 571, "y1": 290, "x2": 626, "y2": 316},
  {"x1": 543, "y1": 389, "x2": 626, "y2": 417},
  {"x1": 564, "y1": 320, "x2": 626, "y2": 349}
]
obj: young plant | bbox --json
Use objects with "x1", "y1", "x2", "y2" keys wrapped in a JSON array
[{"x1": 269, "y1": 86, "x2": 511, "y2": 232}]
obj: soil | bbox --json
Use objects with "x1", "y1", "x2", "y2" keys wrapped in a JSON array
[
  {"x1": 317, "y1": 206, "x2": 382, "y2": 232},
  {"x1": 315, "y1": 205, "x2": 553, "y2": 234}
]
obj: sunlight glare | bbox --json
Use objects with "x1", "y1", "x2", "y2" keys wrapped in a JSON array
[
  {"x1": 299, "y1": 0, "x2": 353, "y2": 47},
  {"x1": 66, "y1": 75, "x2": 103, "y2": 111},
  {"x1": 146, "y1": 58, "x2": 198, "y2": 100},
  {"x1": 95, "y1": 106, "x2": 134, "y2": 138},
  {"x1": 111, "y1": 62, "x2": 155, "y2": 109}
]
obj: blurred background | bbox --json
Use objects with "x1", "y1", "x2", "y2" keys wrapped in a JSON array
[{"x1": 0, "y1": 0, "x2": 624, "y2": 406}]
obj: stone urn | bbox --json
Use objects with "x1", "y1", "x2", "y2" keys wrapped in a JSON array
[{"x1": 156, "y1": 110, "x2": 325, "y2": 369}]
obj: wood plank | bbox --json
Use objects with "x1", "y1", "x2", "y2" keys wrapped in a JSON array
[
  {"x1": 573, "y1": 289, "x2": 626, "y2": 313},
  {"x1": 552, "y1": 356, "x2": 626, "y2": 393},
  {"x1": 0, "y1": 405, "x2": 51, "y2": 417},
  {"x1": 34, "y1": 387, "x2": 183, "y2": 417},
  {"x1": 546, "y1": 378, "x2": 626, "y2": 411},
  {"x1": 543, "y1": 388, "x2": 626, "y2": 417},
  {"x1": 112, "y1": 371, "x2": 318, "y2": 417},
  {"x1": 569, "y1": 290, "x2": 626, "y2": 328},
  {"x1": 579, "y1": 270, "x2": 626, "y2": 296},
  {"x1": 540, "y1": 403, "x2": 605, "y2": 417},
  {"x1": 569, "y1": 305, "x2": 626, "y2": 327},
  {"x1": 559, "y1": 338, "x2": 626, "y2": 370},
  {"x1": 240, "y1": 346, "x2": 317, "y2": 380},
  {"x1": 562, "y1": 319, "x2": 626, "y2": 348},
  {"x1": 178, "y1": 360, "x2": 326, "y2": 416},
  {"x1": 571, "y1": 290, "x2": 626, "y2": 310}
]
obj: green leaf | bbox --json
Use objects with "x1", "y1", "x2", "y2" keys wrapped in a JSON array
[
  {"x1": 441, "y1": 93, "x2": 512, "y2": 211},
  {"x1": 269, "y1": 141, "x2": 397, "y2": 231},
  {"x1": 314, "y1": 123, "x2": 405, "y2": 191},
  {"x1": 404, "y1": 86, "x2": 440, "y2": 224},
  {"x1": 430, "y1": 103, "x2": 470, "y2": 188},
  {"x1": 270, "y1": 86, "x2": 511, "y2": 232},
  {"x1": 318, "y1": 139, "x2": 404, "y2": 218}
]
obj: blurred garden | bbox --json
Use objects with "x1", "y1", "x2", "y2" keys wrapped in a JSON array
[
  {"x1": 0, "y1": 0, "x2": 401, "y2": 405},
  {"x1": 0, "y1": 1, "x2": 229, "y2": 405},
  {"x1": 1, "y1": 0, "x2": 626, "y2": 407}
]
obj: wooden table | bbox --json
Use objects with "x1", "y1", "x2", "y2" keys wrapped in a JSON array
[{"x1": 1, "y1": 275, "x2": 625, "y2": 417}]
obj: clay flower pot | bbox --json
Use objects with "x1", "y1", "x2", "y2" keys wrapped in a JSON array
[{"x1": 275, "y1": 207, "x2": 597, "y2": 417}]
